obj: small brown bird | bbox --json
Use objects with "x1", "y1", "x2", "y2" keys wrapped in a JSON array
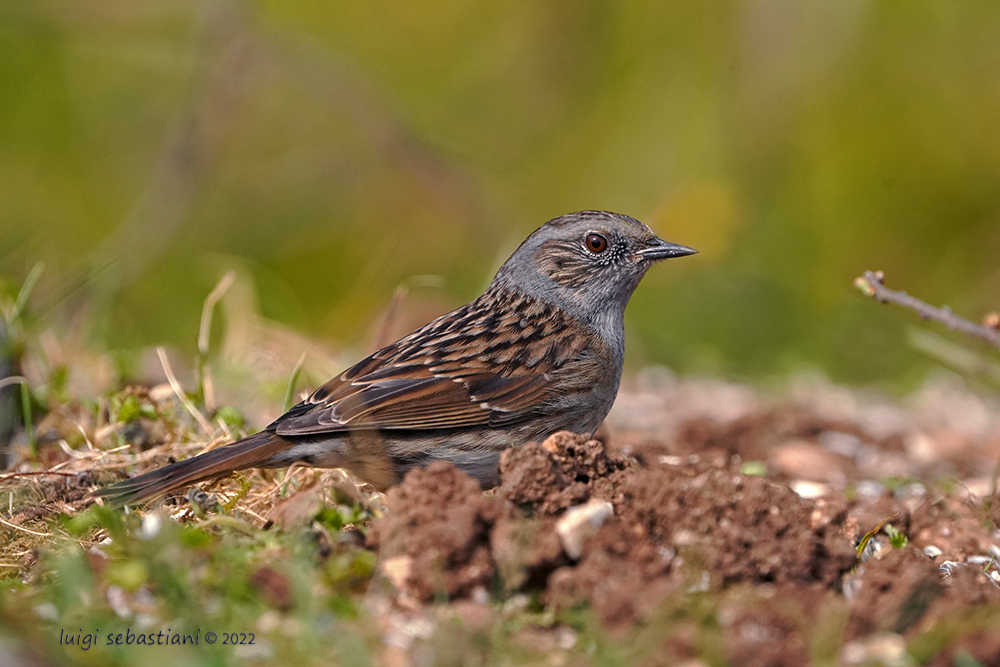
[{"x1": 98, "y1": 211, "x2": 696, "y2": 504}]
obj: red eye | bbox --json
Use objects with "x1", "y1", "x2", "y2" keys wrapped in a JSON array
[{"x1": 585, "y1": 233, "x2": 608, "y2": 254}]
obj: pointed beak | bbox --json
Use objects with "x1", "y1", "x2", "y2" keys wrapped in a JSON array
[{"x1": 636, "y1": 237, "x2": 699, "y2": 261}]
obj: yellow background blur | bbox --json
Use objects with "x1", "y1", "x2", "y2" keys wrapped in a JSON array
[{"x1": 2, "y1": 1, "x2": 999, "y2": 384}]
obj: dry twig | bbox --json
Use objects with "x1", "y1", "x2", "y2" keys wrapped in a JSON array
[
  {"x1": 0, "y1": 471, "x2": 82, "y2": 482},
  {"x1": 157, "y1": 347, "x2": 216, "y2": 435},
  {"x1": 855, "y1": 271, "x2": 1000, "y2": 351},
  {"x1": 0, "y1": 514, "x2": 49, "y2": 537},
  {"x1": 198, "y1": 270, "x2": 236, "y2": 412}
]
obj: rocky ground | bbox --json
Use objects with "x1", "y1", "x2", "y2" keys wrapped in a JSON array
[
  {"x1": 368, "y1": 370, "x2": 1000, "y2": 666},
  {"x1": 3, "y1": 369, "x2": 1000, "y2": 666}
]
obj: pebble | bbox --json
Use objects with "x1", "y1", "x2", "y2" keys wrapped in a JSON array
[
  {"x1": 555, "y1": 499, "x2": 614, "y2": 560},
  {"x1": 841, "y1": 632, "x2": 909, "y2": 666},
  {"x1": 790, "y1": 480, "x2": 829, "y2": 499}
]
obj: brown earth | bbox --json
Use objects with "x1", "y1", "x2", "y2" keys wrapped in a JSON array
[
  {"x1": 5, "y1": 374, "x2": 1000, "y2": 665},
  {"x1": 368, "y1": 374, "x2": 1000, "y2": 665}
]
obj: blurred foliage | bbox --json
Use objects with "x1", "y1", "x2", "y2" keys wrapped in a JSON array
[
  {"x1": 2, "y1": 0, "x2": 999, "y2": 385},
  {"x1": 0, "y1": 502, "x2": 378, "y2": 667}
]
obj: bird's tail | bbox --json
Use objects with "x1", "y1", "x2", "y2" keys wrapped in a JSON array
[{"x1": 95, "y1": 431, "x2": 287, "y2": 506}]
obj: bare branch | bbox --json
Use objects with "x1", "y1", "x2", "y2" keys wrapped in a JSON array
[{"x1": 854, "y1": 271, "x2": 1000, "y2": 351}]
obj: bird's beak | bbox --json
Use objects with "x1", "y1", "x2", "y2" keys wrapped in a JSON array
[{"x1": 636, "y1": 237, "x2": 699, "y2": 261}]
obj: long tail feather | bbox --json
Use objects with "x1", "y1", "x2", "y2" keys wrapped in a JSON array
[{"x1": 95, "y1": 431, "x2": 287, "y2": 506}]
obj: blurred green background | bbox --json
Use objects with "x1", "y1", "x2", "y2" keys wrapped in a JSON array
[{"x1": 2, "y1": 0, "x2": 999, "y2": 385}]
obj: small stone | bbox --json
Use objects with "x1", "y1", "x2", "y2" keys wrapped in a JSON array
[
  {"x1": 138, "y1": 513, "x2": 162, "y2": 540},
  {"x1": 381, "y1": 555, "x2": 413, "y2": 590},
  {"x1": 903, "y1": 432, "x2": 937, "y2": 465},
  {"x1": 555, "y1": 499, "x2": 614, "y2": 559},
  {"x1": 819, "y1": 431, "x2": 863, "y2": 458},
  {"x1": 841, "y1": 632, "x2": 908, "y2": 666},
  {"x1": 771, "y1": 440, "x2": 848, "y2": 484},
  {"x1": 790, "y1": 480, "x2": 829, "y2": 499},
  {"x1": 106, "y1": 585, "x2": 131, "y2": 618},
  {"x1": 556, "y1": 627, "x2": 577, "y2": 650},
  {"x1": 33, "y1": 603, "x2": 58, "y2": 620},
  {"x1": 855, "y1": 480, "x2": 885, "y2": 498}
]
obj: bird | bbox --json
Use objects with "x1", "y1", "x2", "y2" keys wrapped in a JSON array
[{"x1": 97, "y1": 211, "x2": 696, "y2": 505}]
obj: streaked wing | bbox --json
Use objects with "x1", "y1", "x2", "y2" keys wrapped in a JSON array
[{"x1": 272, "y1": 288, "x2": 592, "y2": 436}]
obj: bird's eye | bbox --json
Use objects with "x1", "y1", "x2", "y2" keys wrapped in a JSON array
[{"x1": 585, "y1": 233, "x2": 608, "y2": 254}]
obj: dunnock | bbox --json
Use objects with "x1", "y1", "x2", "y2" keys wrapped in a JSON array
[{"x1": 98, "y1": 211, "x2": 696, "y2": 504}]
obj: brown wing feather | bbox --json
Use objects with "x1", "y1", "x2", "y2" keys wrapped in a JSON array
[{"x1": 273, "y1": 287, "x2": 591, "y2": 436}]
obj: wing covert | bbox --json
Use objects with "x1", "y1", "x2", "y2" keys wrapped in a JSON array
[{"x1": 271, "y1": 287, "x2": 593, "y2": 436}]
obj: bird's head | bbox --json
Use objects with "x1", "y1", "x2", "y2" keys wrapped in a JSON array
[{"x1": 493, "y1": 210, "x2": 697, "y2": 329}]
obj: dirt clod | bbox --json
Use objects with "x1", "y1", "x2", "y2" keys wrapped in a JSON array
[
  {"x1": 13, "y1": 374, "x2": 1000, "y2": 666},
  {"x1": 616, "y1": 462, "x2": 857, "y2": 588},
  {"x1": 500, "y1": 431, "x2": 631, "y2": 515},
  {"x1": 374, "y1": 461, "x2": 514, "y2": 601},
  {"x1": 846, "y1": 548, "x2": 944, "y2": 639},
  {"x1": 545, "y1": 517, "x2": 680, "y2": 631},
  {"x1": 719, "y1": 583, "x2": 827, "y2": 667},
  {"x1": 844, "y1": 545, "x2": 1000, "y2": 644}
]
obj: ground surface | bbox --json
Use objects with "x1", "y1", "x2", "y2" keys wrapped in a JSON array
[{"x1": 2, "y1": 369, "x2": 1000, "y2": 666}]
